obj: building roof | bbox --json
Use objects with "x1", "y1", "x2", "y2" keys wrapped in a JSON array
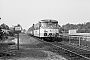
[
  {"x1": 62, "y1": 33, "x2": 90, "y2": 37},
  {"x1": 68, "y1": 33, "x2": 90, "y2": 36}
]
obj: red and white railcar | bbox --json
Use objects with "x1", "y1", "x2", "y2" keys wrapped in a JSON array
[{"x1": 28, "y1": 19, "x2": 60, "y2": 41}]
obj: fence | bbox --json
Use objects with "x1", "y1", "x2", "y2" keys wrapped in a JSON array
[{"x1": 62, "y1": 33, "x2": 90, "y2": 47}]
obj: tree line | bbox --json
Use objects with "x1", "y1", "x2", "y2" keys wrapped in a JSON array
[{"x1": 60, "y1": 22, "x2": 90, "y2": 33}]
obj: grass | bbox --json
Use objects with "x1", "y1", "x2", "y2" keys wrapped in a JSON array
[{"x1": 0, "y1": 34, "x2": 67, "y2": 60}]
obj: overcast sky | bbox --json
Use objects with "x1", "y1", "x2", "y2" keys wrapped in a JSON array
[{"x1": 0, "y1": 0, "x2": 90, "y2": 30}]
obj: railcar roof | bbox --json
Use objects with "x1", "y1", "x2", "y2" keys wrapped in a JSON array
[{"x1": 39, "y1": 19, "x2": 58, "y2": 23}]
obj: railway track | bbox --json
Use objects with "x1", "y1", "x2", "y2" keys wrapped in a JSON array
[
  {"x1": 31, "y1": 36, "x2": 90, "y2": 60},
  {"x1": 51, "y1": 42, "x2": 90, "y2": 60}
]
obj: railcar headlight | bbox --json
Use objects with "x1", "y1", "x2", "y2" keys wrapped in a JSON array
[
  {"x1": 44, "y1": 33, "x2": 47, "y2": 36},
  {"x1": 49, "y1": 33, "x2": 52, "y2": 35}
]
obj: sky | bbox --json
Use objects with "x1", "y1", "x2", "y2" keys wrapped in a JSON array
[{"x1": 0, "y1": 0, "x2": 90, "y2": 30}]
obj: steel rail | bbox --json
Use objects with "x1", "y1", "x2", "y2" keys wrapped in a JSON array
[
  {"x1": 38, "y1": 38, "x2": 90, "y2": 60},
  {"x1": 49, "y1": 43, "x2": 90, "y2": 60},
  {"x1": 58, "y1": 42, "x2": 90, "y2": 52}
]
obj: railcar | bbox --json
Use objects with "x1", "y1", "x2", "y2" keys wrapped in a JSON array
[{"x1": 27, "y1": 19, "x2": 60, "y2": 41}]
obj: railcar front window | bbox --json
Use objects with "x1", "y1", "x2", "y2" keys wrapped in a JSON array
[
  {"x1": 41, "y1": 23, "x2": 58, "y2": 28},
  {"x1": 41, "y1": 23, "x2": 47, "y2": 27}
]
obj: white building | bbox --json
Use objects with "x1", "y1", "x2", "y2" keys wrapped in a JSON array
[{"x1": 69, "y1": 29, "x2": 78, "y2": 34}]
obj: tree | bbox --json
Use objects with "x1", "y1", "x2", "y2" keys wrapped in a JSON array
[
  {"x1": 61, "y1": 22, "x2": 90, "y2": 33},
  {"x1": 0, "y1": 23, "x2": 9, "y2": 29}
]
